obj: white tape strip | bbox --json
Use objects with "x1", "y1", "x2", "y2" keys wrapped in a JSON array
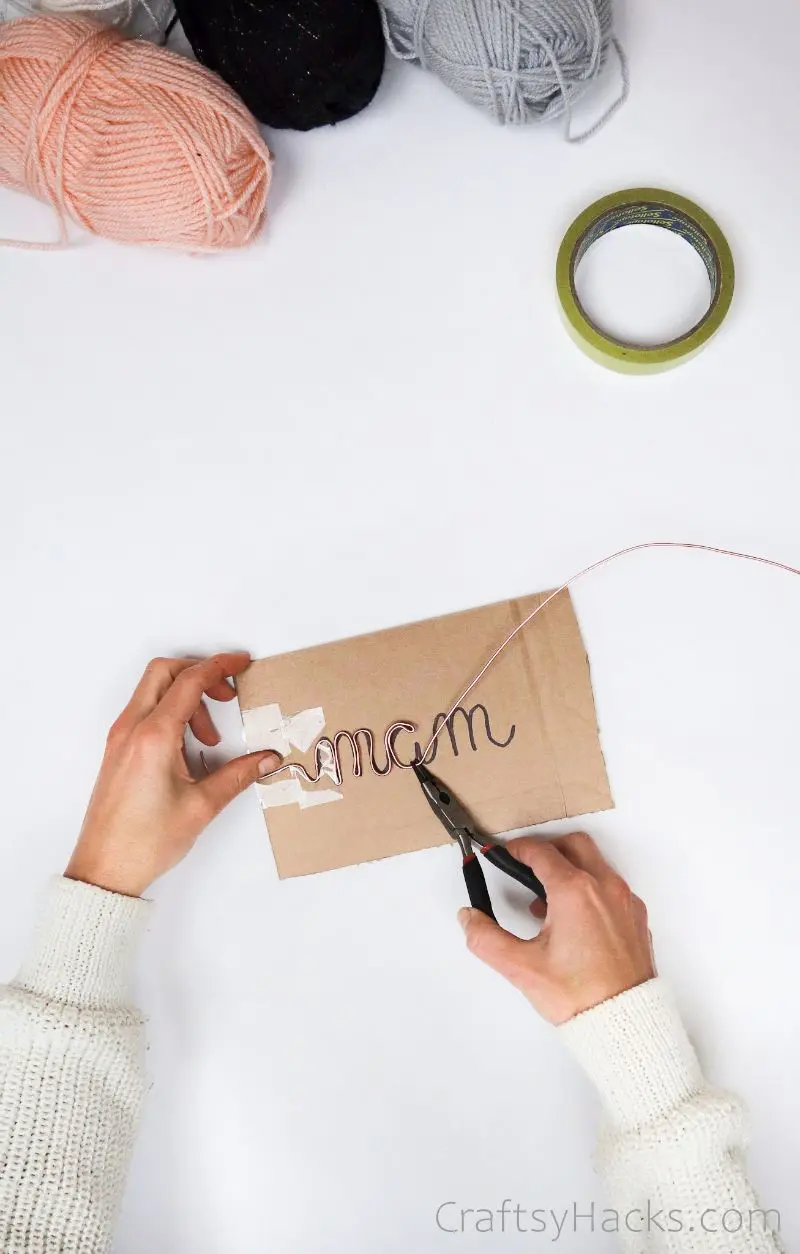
[
  {"x1": 315, "y1": 738, "x2": 339, "y2": 784},
  {"x1": 241, "y1": 702, "x2": 325, "y2": 755},
  {"x1": 242, "y1": 701, "x2": 342, "y2": 811},
  {"x1": 255, "y1": 775, "x2": 343, "y2": 811}
]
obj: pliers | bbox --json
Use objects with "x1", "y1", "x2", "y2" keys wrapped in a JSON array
[{"x1": 412, "y1": 762, "x2": 546, "y2": 922}]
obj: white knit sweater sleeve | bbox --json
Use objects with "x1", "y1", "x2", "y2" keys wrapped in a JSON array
[
  {"x1": 559, "y1": 978, "x2": 783, "y2": 1253},
  {"x1": 0, "y1": 889, "x2": 783, "y2": 1254},
  {"x1": 0, "y1": 876, "x2": 151, "y2": 1254}
]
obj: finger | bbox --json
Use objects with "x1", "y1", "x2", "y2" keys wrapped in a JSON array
[
  {"x1": 113, "y1": 656, "x2": 239, "y2": 736},
  {"x1": 550, "y1": 831, "x2": 613, "y2": 878},
  {"x1": 198, "y1": 749, "x2": 282, "y2": 816},
  {"x1": 151, "y1": 652, "x2": 251, "y2": 733},
  {"x1": 114, "y1": 657, "x2": 196, "y2": 731},
  {"x1": 503, "y1": 837, "x2": 583, "y2": 896},
  {"x1": 458, "y1": 907, "x2": 539, "y2": 985},
  {"x1": 188, "y1": 700, "x2": 221, "y2": 747},
  {"x1": 204, "y1": 677, "x2": 239, "y2": 702}
]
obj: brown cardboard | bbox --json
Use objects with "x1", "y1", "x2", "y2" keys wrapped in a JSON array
[{"x1": 236, "y1": 590, "x2": 612, "y2": 878}]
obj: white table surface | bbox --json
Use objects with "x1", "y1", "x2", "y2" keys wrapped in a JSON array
[{"x1": 2, "y1": 0, "x2": 799, "y2": 1248}]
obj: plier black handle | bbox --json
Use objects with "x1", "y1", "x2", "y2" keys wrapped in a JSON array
[{"x1": 412, "y1": 762, "x2": 546, "y2": 922}]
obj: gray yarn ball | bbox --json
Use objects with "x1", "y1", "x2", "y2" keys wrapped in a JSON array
[{"x1": 380, "y1": 0, "x2": 625, "y2": 136}]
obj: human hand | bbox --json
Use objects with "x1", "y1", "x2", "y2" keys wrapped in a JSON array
[
  {"x1": 458, "y1": 833, "x2": 655, "y2": 1025},
  {"x1": 65, "y1": 653, "x2": 281, "y2": 898}
]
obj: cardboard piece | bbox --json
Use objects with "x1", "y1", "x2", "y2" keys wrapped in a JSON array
[{"x1": 236, "y1": 590, "x2": 613, "y2": 878}]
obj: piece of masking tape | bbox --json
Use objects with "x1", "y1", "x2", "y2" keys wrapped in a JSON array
[
  {"x1": 556, "y1": 188, "x2": 735, "y2": 374},
  {"x1": 255, "y1": 776, "x2": 343, "y2": 811},
  {"x1": 242, "y1": 701, "x2": 342, "y2": 811},
  {"x1": 241, "y1": 702, "x2": 325, "y2": 755}
]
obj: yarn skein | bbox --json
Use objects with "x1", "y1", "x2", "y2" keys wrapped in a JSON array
[
  {"x1": 173, "y1": 0, "x2": 386, "y2": 131},
  {"x1": 0, "y1": 16, "x2": 271, "y2": 250},
  {"x1": 380, "y1": 0, "x2": 628, "y2": 141}
]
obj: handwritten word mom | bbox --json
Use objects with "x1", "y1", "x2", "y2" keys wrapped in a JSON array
[{"x1": 285, "y1": 704, "x2": 516, "y2": 788}]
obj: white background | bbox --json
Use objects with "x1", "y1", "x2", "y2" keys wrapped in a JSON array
[{"x1": 2, "y1": 0, "x2": 799, "y2": 1248}]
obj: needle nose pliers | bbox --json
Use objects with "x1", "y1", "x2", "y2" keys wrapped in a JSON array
[{"x1": 412, "y1": 762, "x2": 546, "y2": 922}]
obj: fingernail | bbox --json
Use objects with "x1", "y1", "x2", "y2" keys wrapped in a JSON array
[
  {"x1": 457, "y1": 907, "x2": 472, "y2": 932},
  {"x1": 258, "y1": 751, "x2": 283, "y2": 775}
]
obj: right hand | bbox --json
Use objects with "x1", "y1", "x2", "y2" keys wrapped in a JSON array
[{"x1": 458, "y1": 832, "x2": 655, "y2": 1026}]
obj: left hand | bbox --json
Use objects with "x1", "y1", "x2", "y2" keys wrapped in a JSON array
[{"x1": 66, "y1": 653, "x2": 281, "y2": 897}]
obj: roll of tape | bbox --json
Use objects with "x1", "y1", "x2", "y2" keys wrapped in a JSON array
[{"x1": 556, "y1": 188, "x2": 735, "y2": 374}]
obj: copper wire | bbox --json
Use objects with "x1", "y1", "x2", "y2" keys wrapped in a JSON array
[
  {"x1": 420, "y1": 541, "x2": 800, "y2": 760},
  {"x1": 258, "y1": 541, "x2": 800, "y2": 786},
  {"x1": 260, "y1": 721, "x2": 418, "y2": 786}
]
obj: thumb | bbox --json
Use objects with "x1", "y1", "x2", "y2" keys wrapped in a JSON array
[
  {"x1": 200, "y1": 749, "x2": 283, "y2": 815},
  {"x1": 457, "y1": 906, "x2": 531, "y2": 982}
]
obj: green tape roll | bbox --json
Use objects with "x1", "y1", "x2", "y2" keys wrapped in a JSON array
[{"x1": 556, "y1": 188, "x2": 735, "y2": 374}]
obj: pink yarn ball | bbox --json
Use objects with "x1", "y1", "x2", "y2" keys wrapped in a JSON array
[{"x1": 0, "y1": 16, "x2": 272, "y2": 251}]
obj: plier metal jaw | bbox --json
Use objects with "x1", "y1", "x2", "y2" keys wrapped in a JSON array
[{"x1": 412, "y1": 762, "x2": 546, "y2": 921}]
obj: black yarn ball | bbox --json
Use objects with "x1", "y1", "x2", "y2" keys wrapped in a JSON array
[{"x1": 173, "y1": 0, "x2": 386, "y2": 131}]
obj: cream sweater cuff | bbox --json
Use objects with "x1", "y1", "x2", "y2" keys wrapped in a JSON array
[
  {"x1": 558, "y1": 977, "x2": 704, "y2": 1131},
  {"x1": 12, "y1": 876, "x2": 152, "y2": 1010}
]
